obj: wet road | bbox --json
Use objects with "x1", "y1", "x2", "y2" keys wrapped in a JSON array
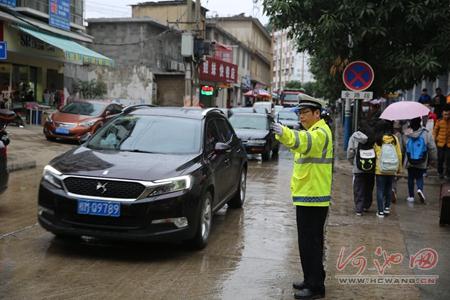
[{"x1": 0, "y1": 149, "x2": 302, "y2": 299}]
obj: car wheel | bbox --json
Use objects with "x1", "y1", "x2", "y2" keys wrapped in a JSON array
[
  {"x1": 185, "y1": 191, "x2": 212, "y2": 250},
  {"x1": 228, "y1": 168, "x2": 246, "y2": 209}
]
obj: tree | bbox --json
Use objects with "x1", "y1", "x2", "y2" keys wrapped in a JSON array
[
  {"x1": 73, "y1": 79, "x2": 107, "y2": 99},
  {"x1": 263, "y1": 0, "x2": 450, "y2": 99},
  {"x1": 284, "y1": 80, "x2": 303, "y2": 90}
]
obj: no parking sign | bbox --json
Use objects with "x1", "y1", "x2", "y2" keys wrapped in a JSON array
[{"x1": 342, "y1": 61, "x2": 374, "y2": 92}]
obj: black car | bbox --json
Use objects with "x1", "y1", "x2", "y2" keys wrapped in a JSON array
[
  {"x1": 38, "y1": 107, "x2": 247, "y2": 249},
  {"x1": 228, "y1": 113, "x2": 279, "y2": 161}
]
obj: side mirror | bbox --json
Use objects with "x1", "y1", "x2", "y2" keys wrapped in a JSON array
[
  {"x1": 214, "y1": 142, "x2": 231, "y2": 154},
  {"x1": 105, "y1": 110, "x2": 111, "y2": 116}
]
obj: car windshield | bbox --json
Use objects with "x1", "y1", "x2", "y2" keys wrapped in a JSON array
[
  {"x1": 278, "y1": 111, "x2": 298, "y2": 120},
  {"x1": 229, "y1": 114, "x2": 268, "y2": 130},
  {"x1": 61, "y1": 102, "x2": 105, "y2": 116},
  {"x1": 87, "y1": 115, "x2": 202, "y2": 154},
  {"x1": 283, "y1": 94, "x2": 298, "y2": 101}
]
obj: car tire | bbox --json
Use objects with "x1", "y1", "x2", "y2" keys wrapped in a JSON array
[
  {"x1": 228, "y1": 168, "x2": 246, "y2": 209},
  {"x1": 185, "y1": 191, "x2": 213, "y2": 250},
  {"x1": 262, "y1": 150, "x2": 270, "y2": 161}
]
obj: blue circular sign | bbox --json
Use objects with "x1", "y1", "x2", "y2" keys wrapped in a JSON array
[{"x1": 343, "y1": 61, "x2": 374, "y2": 92}]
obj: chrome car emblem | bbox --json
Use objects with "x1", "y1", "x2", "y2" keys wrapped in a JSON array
[{"x1": 96, "y1": 182, "x2": 108, "y2": 194}]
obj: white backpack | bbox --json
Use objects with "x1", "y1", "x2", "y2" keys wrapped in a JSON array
[{"x1": 380, "y1": 140, "x2": 399, "y2": 174}]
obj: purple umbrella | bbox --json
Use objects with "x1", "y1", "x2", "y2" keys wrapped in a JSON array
[{"x1": 379, "y1": 101, "x2": 430, "y2": 121}]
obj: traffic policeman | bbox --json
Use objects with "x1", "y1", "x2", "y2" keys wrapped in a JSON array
[{"x1": 272, "y1": 99, "x2": 333, "y2": 300}]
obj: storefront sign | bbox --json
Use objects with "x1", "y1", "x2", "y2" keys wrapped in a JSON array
[
  {"x1": 49, "y1": 0, "x2": 71, "y2": 31},
  {"x1": 0, "y1": 41, "x2": 7, "y2": 60},
  {"x1": 199, "y1": 57, "x2": 238, "y2": 84},
  {"x1": 0, "y1": 0, "x2": 16, "y2": 7},
  {"x1": 20, "y1": 33, "x2": 56, "y2": 53}
]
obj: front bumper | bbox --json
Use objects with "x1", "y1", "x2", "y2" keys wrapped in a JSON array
[
  {"x1": 242, "y1": 142, "x2": 268, "y2": 154},
  {"x1": 38, "y1": 181, "x2": 203, "y2": 242},
  {"x1": 43, "y1": 123, "x2": 91, "y2": 141}
]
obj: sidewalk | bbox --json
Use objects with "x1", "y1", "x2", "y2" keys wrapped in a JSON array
[{"x1": 6, "y1": 124, "x2": 74, "y2": 172}]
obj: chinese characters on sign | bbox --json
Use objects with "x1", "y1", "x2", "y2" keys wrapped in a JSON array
[
  {"x1": 0, "y1": 0, "x2": 16, "y2": 7},
  {"x1": 199, "y1": 57, "x2": 238, "y2": 84},
  {"x1": 49, "y1": 0, "x2": 71, "y2": 31}
]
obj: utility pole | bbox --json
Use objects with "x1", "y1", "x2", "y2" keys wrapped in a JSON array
[{"x1": 185, "y1": 0, "x2": 193, "y2": 106}]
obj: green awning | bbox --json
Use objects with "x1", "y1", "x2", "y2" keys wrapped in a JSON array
[{"x1": 18, "y1": 26, "x2": 114, "y2": 66}]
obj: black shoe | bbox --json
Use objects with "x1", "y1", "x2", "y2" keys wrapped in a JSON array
[
  {"x1": 293, "y1": 281, "x2": 307, "y2": 290},
  {"x1": 294, "y1": 288, "x2": 325, "y2": 299}
]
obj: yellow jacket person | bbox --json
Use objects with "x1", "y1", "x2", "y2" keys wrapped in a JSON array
[{"x1": 271, "y1": 99, "x2": 332, "y2": 300}]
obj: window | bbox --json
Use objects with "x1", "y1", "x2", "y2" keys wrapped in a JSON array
[
  {"x1": 215, "y1": 119, "x2": 234, "y2": 143},
  {"x1": 205, "y1": 119, "x2": 222, "y2": 153}
]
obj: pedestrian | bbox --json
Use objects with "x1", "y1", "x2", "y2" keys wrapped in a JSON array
[
  {"x1": 433, "y1": 104, "x2": 450, "y2": 179},
  {"x1": 433, "y1": 87, "x2": 447, "y2": 119},
  {"x1": 418, "y1": 88, "x2": 432, "y2": 105},
  {"x1": 373, "y1": 120, "x2": 402, "y2": 217},
  {"x1": 347, "y1": 121, "x2": 376, "y2": 215},
  {"x1": 391, "y1": 121, "x2": 405, "y2": 203},
  {"x1": 404, "y1": 117, "x2": 437, "y2": 203},
  {"x1": 271, "y1": 99, "x2": 332, "y2": 300}
]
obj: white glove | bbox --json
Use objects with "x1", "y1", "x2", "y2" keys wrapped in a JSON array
[{"x1": 271, "y1": 122, "x2": 284, "y2": 136}]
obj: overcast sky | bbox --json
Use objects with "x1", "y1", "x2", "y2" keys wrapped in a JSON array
[{"x1": 85, "y1": 0, "x2": 269, "y2": 24}]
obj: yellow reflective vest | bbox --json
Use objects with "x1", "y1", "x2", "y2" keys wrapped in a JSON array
[{"x1": 276, "y1": 119, "x2": 333, "y2": 207}]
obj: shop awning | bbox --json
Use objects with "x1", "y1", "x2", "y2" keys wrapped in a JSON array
[{"x1": 18, "y1": 26, "x2": 114, "y2": 66}]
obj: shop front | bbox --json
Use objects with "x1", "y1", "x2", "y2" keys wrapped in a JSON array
[
  {"x1": 0, "y1": 21, "x2": 113, "y2": 123},
  {"x1": 199, "y1": 57, "x2": 238, "y2": 108}
]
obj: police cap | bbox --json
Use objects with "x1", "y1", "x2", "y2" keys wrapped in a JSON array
[{"x1": 291, "y1": 99, "x2": 323, "y2": 114}]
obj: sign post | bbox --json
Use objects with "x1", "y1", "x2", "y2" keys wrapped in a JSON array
[{"x1": 342, "y1": 61, "x2": 375, "y2": 150}]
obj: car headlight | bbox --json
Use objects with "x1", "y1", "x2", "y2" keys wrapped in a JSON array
[
  {"x1": 247, "y1": 139, "x2": 266, "y2": 145},
  {"x1": 42, "y1": 165, "x2": 63, "y2": 189},
  {"x1": 147, "y1": 175, "x2": 193, "y2": 197},
  {"x1": 79, "y1": 120, "x2": 96, "y2": 127}
]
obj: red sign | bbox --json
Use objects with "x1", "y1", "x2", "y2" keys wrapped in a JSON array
[
  {"x1": 199, "y1": 57, "x2": 238, "y2": 84},
  {"x1": 343, "y1": 61, "x2": 374, "y2": 92}
]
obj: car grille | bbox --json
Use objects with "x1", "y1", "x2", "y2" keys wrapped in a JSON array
[
  {"x1": 55, "y1": 122, "x2": 77, "y2": 128},
  {"x1": 63, "y1": 177, "x2": 146, "y2": 199}
]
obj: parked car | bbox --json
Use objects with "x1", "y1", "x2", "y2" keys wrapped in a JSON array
[
  {"x1": 274, "y1": 105, "x2": 284, "y2": 115},
  {"x1": 43, "y1": 100, "x2": 123, "y2": 142},
  {"x1": 253, "y1": 101, "x2": 274, "y2": 116},
  {"x1": 276, "y1": 109, "x2": 299, "y2": 129},
  {"x1": 38, "y1": 107, "x2": 247, "y2": 250},
  {"x1": 230, "y1": 107, "x2": 254, "y2": 114},
  {"x1": 228, "y1": 112, "x2": 279, "y2": 161},
  {"x1": 0, "y1": 109, "x2": 15, "y2": 195}
]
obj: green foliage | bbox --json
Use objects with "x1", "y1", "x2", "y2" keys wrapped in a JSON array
[
  {"x1": 284, "y1": 80, "x2": 303, "y2": 90},
  {"x1": 264, "y1": 0, "x2": 450, "y2": 100},
  {"x1": 73, "y1": 79, "x2": 107, "y2": 99}
]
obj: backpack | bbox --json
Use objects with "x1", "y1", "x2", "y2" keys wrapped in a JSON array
[
  {"x1": 356, "y1": 142, "x2": 376, "y2": 172},
  {"x1": 379, "y1": 136, "x2": 399, "y2": 174},
  {"x1": 406, "y1": 132, "x2": 428, "y2": 165}
]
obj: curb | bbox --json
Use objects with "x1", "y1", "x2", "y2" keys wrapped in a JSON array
[{"x1": 7, "y1": 160, "x2": 37, "y2": 173}]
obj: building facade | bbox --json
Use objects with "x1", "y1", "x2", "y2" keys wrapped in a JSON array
[
  {"x1": 272, "y1": 29, "x2": 313, "y2": 92},
  {"x1": 131, "y1": 0, "x2": 207, "y2": 34},
  {"x1": 0, "y1": 0, "x2": 112, "y2": 111},
  {"x1": 205, "y1": 19, "x2": 251, "y2": 108},
  {"x1": 210, "y1": 15, "x2": 272, "y2": 91}
]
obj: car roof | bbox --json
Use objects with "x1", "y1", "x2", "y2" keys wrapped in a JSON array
[
  {"x1": 128, "y1": 107, "x2": 225, "y2": 120},
  {"x1": 230, "y1": 112, "x2": 269, "y2": 117}
]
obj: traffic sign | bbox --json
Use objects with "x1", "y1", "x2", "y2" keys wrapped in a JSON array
[
  {"x1": 341, "y1": 90, "x2": 373, "y2": 100},
  {"x1": 342, "y1": 61, "x2": 374, "y2": 92},
  {"x1": 0, "y1": 41, "x2": 7, "y2": 60}
]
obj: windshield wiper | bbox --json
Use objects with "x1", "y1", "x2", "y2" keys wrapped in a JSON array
[
  {"x1": 124, "y1": 149, "x2": 158, "y2": 154},
  {"x1": 239, "y1": 127, "x2": 257, "y2": 130}
]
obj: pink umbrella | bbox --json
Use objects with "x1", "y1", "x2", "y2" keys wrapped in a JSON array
[{"x1": 379, "y1": 101, "x2": 430, "y2": 121}]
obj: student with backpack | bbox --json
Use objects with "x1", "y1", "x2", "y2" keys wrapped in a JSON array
[
  {"x1": 347, "y1": 122, "x2": 376, "y2": 216},
  {"x1": 374, "y1": 120, "x2": 402, "y2": 218},
  {"x1": 404, "y1": 117, "x2": 437, "y2": 203}
]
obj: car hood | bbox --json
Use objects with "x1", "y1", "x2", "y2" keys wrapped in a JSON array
[
  {"x1": 234, "y1": 128, "x2": 269, "y2": 140},
  {"x1": 52, "y1": 112, "x2": 99, "y2": 124},
  {"x1": 279, "y1": 119, "x2": 299, "y2": 126},
  {"x1": 50, "y1": 146, "x2": 201, "y2": 181}
]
